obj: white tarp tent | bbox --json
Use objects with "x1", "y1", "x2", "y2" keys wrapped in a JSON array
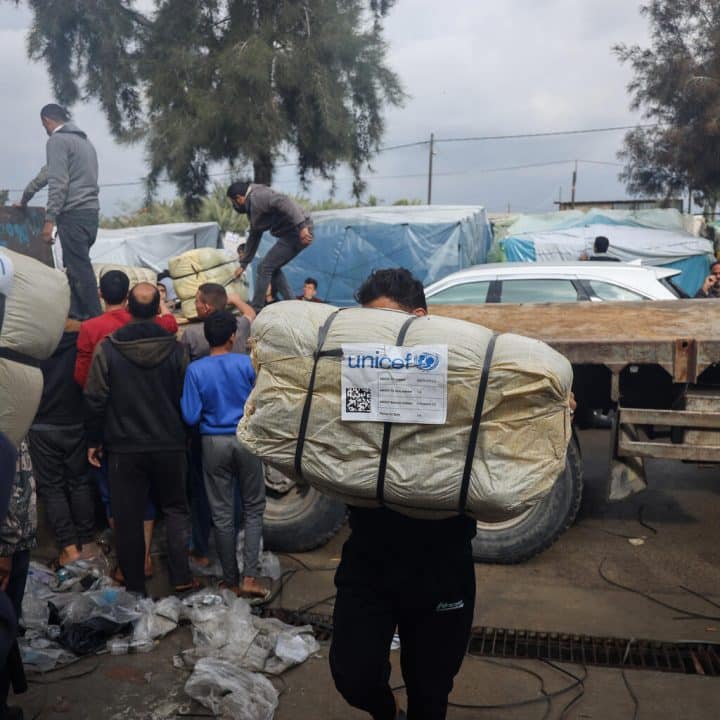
[{"x1": 87, "y1": 222, "x2": 221, "y2": 271}]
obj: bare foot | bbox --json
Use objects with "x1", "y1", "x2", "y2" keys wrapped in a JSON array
[
  {"x1": 189, "y1": 552, "x2": 211, "y2": 568},
  {"x1": 144, "y1": 557, "x2": 154, "y2": 578},
  {"x1": 58, "y1": 545, "x2": 81, "y2": 566},
  {"x1": 239, "y1": 576, "x2": 269, "y2": 598}
]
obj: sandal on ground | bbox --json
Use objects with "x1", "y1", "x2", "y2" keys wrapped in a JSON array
[
  {"x1": 238, "y1": 586, "x2": 273, "y2": 606},
  {"x1": 174, "y1": 578, "x2": 204, "y2": 596}
]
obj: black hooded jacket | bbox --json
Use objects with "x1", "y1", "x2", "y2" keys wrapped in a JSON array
[
  {"x1": 34, "y1": 331, "x2": 83, "y2": 426},
  {"x1": 84, "y1": 321, "x2": 189, "y2": 453}
]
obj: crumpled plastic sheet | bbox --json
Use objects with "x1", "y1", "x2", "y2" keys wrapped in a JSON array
[
  {"x1": 184, "y1": 657, "x2": 279, "y2": 720},
  {"x1": 59, "y1": 588, "x2": 145, "y2": 626},
  {"x1": 132, "y1": 596, "x2": 183, "y2": 643},
  {"x1": 176, "y1": 593, "x2": 319, "y2": 676},
  {"x1": 20, "y1": 632, "x2": 75, "y2": 673}
]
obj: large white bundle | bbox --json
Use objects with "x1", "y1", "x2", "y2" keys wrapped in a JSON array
[
  {"x1": 169, "y1": 248, "x2": 239, "y2": 300},
  {"x1": 0, "y1": 360, "x2": 42, "y2": 446},
  {"x1": 0, "y1": 249, "x2": 69, "y2": 444},
  {"x1": 237, "y1": 302, "x2": 573, "y2": 521},
  {"x1": 93, "y1": 263, "x2": 157, "y2": 288}
]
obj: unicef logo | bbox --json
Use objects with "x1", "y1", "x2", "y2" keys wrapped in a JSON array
[{"x1": 414, "y1": 352, "x2": 440, "y2": 372}]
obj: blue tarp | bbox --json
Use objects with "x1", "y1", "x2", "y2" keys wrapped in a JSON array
[
  {"x1": 247, "y1": 206, "x2": 492, "y2": 306},
  {"x1": 501, "y1": 210, "x2": 713, "y2": 296}
]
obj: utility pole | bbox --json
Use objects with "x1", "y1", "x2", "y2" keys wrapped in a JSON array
[
  {"x1": 427, "y1": 133, "x2": 435, "y2": 205},
  {"x1": 570, "y1": 160, "x2": 577, "y2": 209}
]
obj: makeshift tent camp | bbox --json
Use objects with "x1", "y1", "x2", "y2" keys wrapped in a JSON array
[
  {"x1": 244, "y1": 206, "x2": 492, "y2": 306},
  {"x1": 501, "y1": 209, "x2": 713, "y2": 296},
  {"x1": 88, "y1": 222, "x2": 221, "y2": 271}
]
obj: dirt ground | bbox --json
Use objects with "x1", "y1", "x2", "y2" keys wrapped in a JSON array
[{"x1": 14, "y1": 429, "x2": 720, "y2": 719}]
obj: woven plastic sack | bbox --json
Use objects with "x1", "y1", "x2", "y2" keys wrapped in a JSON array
[
  {"x1": 0, "y1": 248, "x2": 69, "y2": 359},
  {"x1": 93, "y1": 263, "x2": 157, "y2": 288},
  {"x1": 0, "y1": 248, "x2": 69, "y2": 444},
  {"x1": 0, "y1": 359, "x2": 42, "y2": 446},
  {"x1": 237, "y1": 302, "x2": 573, "y2": 521},
  {"x1": 169, "y1": 248, "x2": 243, "y2": 300}
]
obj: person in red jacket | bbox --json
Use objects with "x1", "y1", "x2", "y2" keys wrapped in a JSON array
[
  {"x1": 74, "y1": 270, "x2": 178, "y2": 387},
  {"x1": 74, "y1": 270, "x2": 177, "y2": 582}
]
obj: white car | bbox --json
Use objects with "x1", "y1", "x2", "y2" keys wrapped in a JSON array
[{"x1": 425, "y1": 262, "x2": 683, "y2": 304}]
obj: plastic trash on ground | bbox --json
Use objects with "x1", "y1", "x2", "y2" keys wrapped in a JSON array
[
  {"x1": 274, "y1": 631, "x2": 320, "y2": 665},
  {"x1": 20, "y1": 634, "x2": 75, "y2": 672},
  {"x1": 58, "y1": 588, "x2": 144, "y2": 626},
  {"x1": 184, "y1": 657, "x2": 279, "y2": 720},
  {"x1": 132, "y1": 598, "x2": 179, "y2": 643}
]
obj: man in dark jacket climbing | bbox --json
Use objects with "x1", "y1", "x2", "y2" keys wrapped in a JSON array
[
  {"x1": 227, "y1": 181, "x2": 313, "y2": 312},
  {"x1": 84, "y1": 283, "x2": 194, "y2": 596},
  {"x1": 29, "y1": 104, "x2": 102, "y2": 319}
]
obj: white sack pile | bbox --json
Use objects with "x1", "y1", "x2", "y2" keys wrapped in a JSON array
[
  {"x1": 237, "y1": 302, "x2": 573, "y2": 520},
  {"x1": 0, "y1": 249, "x2": 69, "y2": 445},
  {"x1": 169, "y1": 248, "x2": 248, "y2": 319},
  {"x1": 93, "y1": 263, "x2": 157, "y2": 288}
]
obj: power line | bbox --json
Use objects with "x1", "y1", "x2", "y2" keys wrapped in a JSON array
[{"x1": 3, "y1": 123, "x2": 642, "y2": 192}]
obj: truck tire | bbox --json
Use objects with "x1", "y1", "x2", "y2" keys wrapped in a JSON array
[
  {"x1": 262, "y1": 467, "x2": 347, "y2": 552},
  {"x1": 472, "y1": 434, "x2": 583, "y2": 563}
]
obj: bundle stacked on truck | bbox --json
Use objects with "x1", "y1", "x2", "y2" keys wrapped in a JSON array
[
  {"x1": 93, "y1": 263, "x2": 157, "y2": 288},
  {"x1": 237, "y1": 302, "x2": 573, "y2": 521},
  {"x1": 169, "y1": 248, "x2": 247, "y2": 319},
  {"x1": 0, "y1": 248, "x2": 70, "y2": 445}
]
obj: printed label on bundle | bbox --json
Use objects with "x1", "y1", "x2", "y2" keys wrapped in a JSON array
[{"x1": 341, "y1": 343, "x2": 448, "y2": 424}]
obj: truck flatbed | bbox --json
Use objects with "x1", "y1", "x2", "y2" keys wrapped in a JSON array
[{"x1": 431, "y1": 299, "x2": 720, "y2": 383}]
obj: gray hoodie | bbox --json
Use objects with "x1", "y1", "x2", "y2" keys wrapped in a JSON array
[{"x1": 45, "y1": 122, "x2": 99, "y2": 222}]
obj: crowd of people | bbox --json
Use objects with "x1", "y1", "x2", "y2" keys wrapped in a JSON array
[{"x1": 1, "y1": 102, "x2": 521, "y2": 720}]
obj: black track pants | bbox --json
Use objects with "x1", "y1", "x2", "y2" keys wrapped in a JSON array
[{"x1": 330, "y1": 534, "x2": 475, "y2": 720}]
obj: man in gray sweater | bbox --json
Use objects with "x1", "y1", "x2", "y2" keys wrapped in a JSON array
[
  {"x1": 227, "y1": 181, "x2": 313, "y2": 312},
  {"x1": 30, "y1": 104, "x2": 102, "y2": 319}
]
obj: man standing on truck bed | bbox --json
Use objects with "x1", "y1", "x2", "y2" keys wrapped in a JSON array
[
  {"x1": 26, "y1": 104, "x2": 103, "y2": 319},
  {"x1": 227, "y1": 181, "x2": 313, "y2": 312}
]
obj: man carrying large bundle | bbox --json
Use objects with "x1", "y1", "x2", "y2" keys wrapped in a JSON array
[
  {"x1": 227, "y1": 181, "x2": 313, "y2": 312},
  {"x1": 330, "y1": 269, "x2": 476, "y2": 720}
]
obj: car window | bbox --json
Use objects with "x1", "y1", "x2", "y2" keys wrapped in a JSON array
[
  {"x1": 587, "y1": 280, "x2": 647, "y2": 301},
  {"x1": 427, "y1": 281, "x2": 491, "y2": 304},
  {"x1": 499, "y1": 279, "x2": 580, "y2": 303}
]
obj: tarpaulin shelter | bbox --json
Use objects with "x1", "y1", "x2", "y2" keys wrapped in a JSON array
[
  {"x1": 87, "y1": 222, "x2": 221, "y2": 272},
  {"x1": 247, "y1": 205, "x2": 493, "y2": 306},
  {"x1": 501, "y1": 208, "x2": 713, "y2": 296}
]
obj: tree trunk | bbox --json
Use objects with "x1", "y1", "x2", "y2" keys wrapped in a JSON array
[{"x1": 253, "y1": 153, "x2": 274, "y2": 186}]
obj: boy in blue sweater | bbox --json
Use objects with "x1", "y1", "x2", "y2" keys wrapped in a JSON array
[{"x1": 180, "y1": 312, "x2": 267, "y2": 600}]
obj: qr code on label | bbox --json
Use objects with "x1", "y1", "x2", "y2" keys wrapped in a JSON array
[{"x1": 345, "y1": 387, "x2": 372, "y2": 413}]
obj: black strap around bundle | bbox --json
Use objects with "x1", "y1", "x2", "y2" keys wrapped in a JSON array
[
  {"x1": 294, "y1": 311, "x2": 343, "y2": 480},
  {"x1": 0, "y1": 346, "x2": 41, "y2": 368},
  {"x1": 375, "y1": 315, "x2": 420, "y2": 504},
  {"x1": 458, "y1": 333, "x2": 499, "y2": 514}
]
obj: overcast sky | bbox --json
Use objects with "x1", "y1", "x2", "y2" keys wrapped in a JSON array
[{"x1": 0, "y1": 1, "x2": 653, "y2": 216}]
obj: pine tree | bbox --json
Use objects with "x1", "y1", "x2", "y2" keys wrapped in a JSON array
[
  {"x1": 615, "y1": 1, "x2": 720, "y2": 213},
  {"x1": 15, "y1": 1, "x2": 404, "y2": 212}
]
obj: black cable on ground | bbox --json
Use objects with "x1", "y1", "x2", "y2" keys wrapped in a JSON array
[
  {"x1": 444, "y1": 655, "x2": 583, "y2": 714},
  {"x1": 278, "y1": 553, "x2": 338, "y2": 572},
  {"x1": 27, "y1": 659, "x2": 101, "y2": 684},
  {"x1": 679, "y1": 585, "x2": 720, "y2": 611},
  {"x1": 637, "y1": 505, "x2": 658, "y2": 535},
  {"x1": 598, "y1": 558, "x2": 720, "y2": 622},
  {"x1": 541, "y1": 659, "x2": 588, "y2": 720},
  {"x1": 621, "y1": 669, "x2": 639, "y2": 720},
  {"x1": 297, "y1": 593, "x2": 337, "y2": 614}
]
